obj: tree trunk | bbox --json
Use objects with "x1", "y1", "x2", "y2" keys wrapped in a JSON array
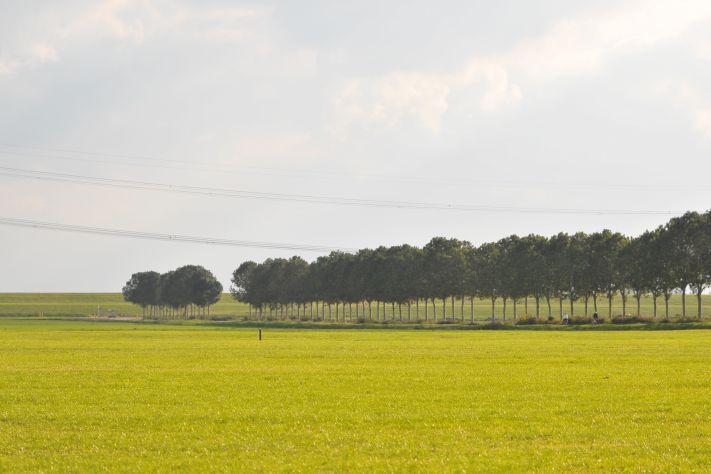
[
  {"x1": 584, "y1": 296, "x2": 589, "y2": 317},
  {"x1": 653, "y1": 296, "x2": 657, "y2": 319},
  {"x1": 559, "y1": 297, "x2": 563, "y2": 320},
  {"x1": 665, "y1": 294, "x2": 670, "y2": 320},
  {"x1": 442, "y1": 298, "x2": 447, "y2": 321},
  {"x1": 461, "y1": 296, "x2": 465, "y2": 322},
  {"x1": 513, "y1": 299, "x2": 517, "y2": 320},
  {"x1": 415, "y1": 300, "x2": 419, "y2": 322},
  {"x1": 407, "y1": 302, "x2": 411, "y2": 321},
  {"x1": 681, "y1": 287, "x2": 686, "y2": 318},
  {"x1": 570, "y1": 298, "x2": 574, "y2": 318},
  {"x1": 593, "y1": 293, "x2": 598, "y2": 313},
  {"x1": 535, "y1": 296, "x2": 540, "y2": 319},
  {"x1": 524, "y1": 296, "x2": 528, "y2": 316},
  {"x1": 636, "y1": 295, "x2": 641, "y2": 316},
  {"x1": 432, "y1": 299, "x2": 436, "y2": 320},
  {"x1": 470, "y1": 296, "x2": 475, "y2": 323},
  {"x1": 608, "y1": 297, "x2": 613, "y2": 320},
  {"x1": 697, "y1": 289, "x2": 703, "y2": 320},
  {"x1": 503, "y1": 297, "x2": 507, "y2": 322},
  {"x1": 491, "y1": 297, "x2": 496, "y2": 321}
]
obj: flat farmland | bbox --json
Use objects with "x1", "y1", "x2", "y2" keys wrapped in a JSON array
[
  {"x1": 0, "y1": 319, "x2": 709, "y2": 472},
  {"x1": 0, "y1": 293, "x2": 709, "y2": 321},
  {"x1": 0, "y1": 293, "x2": 248, "y2": 318}
]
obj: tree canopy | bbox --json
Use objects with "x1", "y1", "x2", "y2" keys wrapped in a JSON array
[{"x1": 230, "y1": 211, "x2": 711, "y2": 322}]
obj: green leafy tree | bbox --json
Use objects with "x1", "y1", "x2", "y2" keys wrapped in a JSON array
[
  {"x1": 122, "y1": 271, "x2": 161, "y2": 318},
  {"x1": 665, "y1": 212, "x2": 709, "y2": 318},
  {"x1": 589, "y1": 230, "x2": 628, "y2": 319},
  {"x1": 473, "y1": 242, "x2": 501, "y2": 320},
  {"x1": 423, "y1": 237, "x2": 468, "y2": 321}
]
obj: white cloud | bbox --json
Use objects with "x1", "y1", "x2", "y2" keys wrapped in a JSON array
[
  {"x1": 32, "y1": 44, "x2": 60, "y2": 63},
  {"x1": 655, "y1": 80, "x2": 711, "y2": 141},
  {"x1": 333, "y1": 0, "x2": 711, "y2": 135},
  {"x1": 695, "y1": 110, "x2": 711, "y2": 139},
  {"x1": 0, "y1": 58, "x2": 20, "y2": 77},
  {"x1": 0, "y1": 45, "x2": 59, "y2": 77},
  {"x1": 0, "y1": 1, "x2": 274, "y2": 78},
  {"x1": 457, "y1": 60, "x2": 522, "y2": 111},
  {"x1": 62, "y1": 0, "x2": 150, "y2": 42},
  {"x1": 333, "y1": 73, "x2": 450, "y2": 135}
]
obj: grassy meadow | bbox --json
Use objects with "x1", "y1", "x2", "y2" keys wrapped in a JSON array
[
  {"x1": 0, "y1": 293, "x2": 710, "y2": 321},
  {"x1": 0, "y1": 319, "x2": 709, "y2": 472}
]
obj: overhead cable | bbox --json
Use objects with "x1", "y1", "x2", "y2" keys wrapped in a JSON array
[
  {"x1": 0, "y1": 217, "x2": 354, "y2": 252},
  {"x1": 0, "y1": 165, "x2": 681, "y2": 216}
]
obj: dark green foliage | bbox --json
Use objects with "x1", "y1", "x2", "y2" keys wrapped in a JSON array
[
  {"x1": 124, "y1": 265, "x2": 222, "y2": 319},
  {"x1": 220, "y1": 212, "x2": 711, "y2": 322},
  {"x1": 610, "y1": 316, "x2": 650, "y2": 324},
  {"x1": 122, "y1": 271, "x2": 161, "y2": 310}
]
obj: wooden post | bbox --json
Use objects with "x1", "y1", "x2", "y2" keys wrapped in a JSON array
[{"x1": 258, "y1": 329, "x2": 262, "y2": 341}]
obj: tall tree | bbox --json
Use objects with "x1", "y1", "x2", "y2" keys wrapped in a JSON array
[
  {"x1": 423, "y1": 237, "x2": 468, "y2": 321},
  {"x1": 665, "y1": 212, "x2": 708, "y2": 318},
  {"x1": 122, "y1": 271, "x2": 161, "y2": 318},
  {"x1": 589, "y1": 230, "x2": 628, "y2": 319},
  {"x1": 473, "y1": 242, "x2": 501, "y2": 320}
]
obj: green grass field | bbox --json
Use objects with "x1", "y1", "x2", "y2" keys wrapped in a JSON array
[
  {"x1": 0, "y1": 293, "x2": 709, "y2": 321},
  {"x1": 0, "y1": 293, "x2": 247, "y2": 318},
  {"x1": 0, "y1": 319, "x2": 709, "y2": 472}
]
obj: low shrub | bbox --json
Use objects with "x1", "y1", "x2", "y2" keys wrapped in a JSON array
[
  {"x1": 515, "y1": 317, "x2": 539, "y2": 325},
  {"x1": 435, "y1": 319, "x2": 458, "y2": 325},
  {"x1": 610, "y1": 316, "x2": 650, "y2": 324},
  {"x1": 479, "y1": 322, "x2": 507, "y2": 329},
  {"x1": 569, "y1": 317, "x2": 593, "y2": 325},
  {"x1": 675, "y1": 316, "x2": 700, "y2": 323},
  {"x1": 208, "y1": 316, "x2": 232, "y2": 321}
]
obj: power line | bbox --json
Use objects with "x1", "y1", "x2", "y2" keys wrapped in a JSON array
[
  {"x1": 0, "y1": 143, "x2": 698, "y2": 191},
  {"x1": 0, "y1": 165, "x2": 682, "y2": 215},
  {"x1": 0, "y1": 217, "x2": 354, "y2": 252}
]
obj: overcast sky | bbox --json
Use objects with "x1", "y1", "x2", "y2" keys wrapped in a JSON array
[{"x1": 1, "y1": 0, "x2": 711, "y2": 291}]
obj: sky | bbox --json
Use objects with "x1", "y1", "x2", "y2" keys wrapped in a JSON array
[{"x1": 1, "y1": 0, "x2": 711, "y2": 291}]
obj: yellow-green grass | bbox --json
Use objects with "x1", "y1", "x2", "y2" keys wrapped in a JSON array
[
  {"x1": 0, "y1": 293, "x2": 249, "y2": 318},
  {"x1": 0, "y1": 319, "x2": 709, "y2": 472},
  {"x1": 0, "y1": 293, "x2": 709, "y2": 321}
]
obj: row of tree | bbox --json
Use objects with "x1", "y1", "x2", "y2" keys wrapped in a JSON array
[
  {"x1": 122, "y1": 265, "x2": 223, "y2": 318},
  {"x1": 231, "y1": 211, "x2": 711, "y2": 322}
]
